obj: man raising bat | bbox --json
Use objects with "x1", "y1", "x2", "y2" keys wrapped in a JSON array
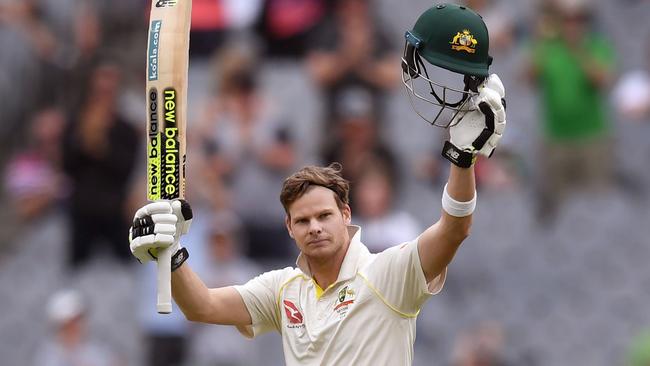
[{"x1": 129, "y1": 3, "x2": 506, "y2": 365}]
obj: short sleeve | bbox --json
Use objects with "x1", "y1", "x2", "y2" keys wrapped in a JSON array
[
  {"x1": 233, "y1": 267, "x2": 294, "y2": 338},
  {"x1": 363, "y1": 238, "x2": 446, "y2": 316}
]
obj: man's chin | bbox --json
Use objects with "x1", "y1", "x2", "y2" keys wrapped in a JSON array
[{"x1": 304, "y1": 243, "x2": 335, "y2": 258}]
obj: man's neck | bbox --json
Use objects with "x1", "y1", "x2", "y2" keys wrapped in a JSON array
[{"x1": 308, "y1": 242, "x2": 350, "y2": 291}]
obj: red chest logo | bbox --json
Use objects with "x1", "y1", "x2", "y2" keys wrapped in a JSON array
[{"x1": 283, "y1": 300, "x2": 304, "y2": 324}]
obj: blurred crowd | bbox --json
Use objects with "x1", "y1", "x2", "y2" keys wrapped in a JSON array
[{"x1": 1, "y1": 0, "x2": 650, "y2": 365}]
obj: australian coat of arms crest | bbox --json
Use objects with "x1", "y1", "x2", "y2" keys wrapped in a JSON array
[{"x1": 450, "y1": 29, "x2": 478, "y2": 53}]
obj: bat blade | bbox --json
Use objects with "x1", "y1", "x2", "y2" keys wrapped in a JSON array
[{"x1": 146, "y1": 0, "x2": 191, "y2": 314}]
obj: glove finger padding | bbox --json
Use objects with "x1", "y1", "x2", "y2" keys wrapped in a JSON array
[
  {"x1": 154, "y1": 223, "x2": 176, "y2": 236},
  {"x1": 130, "y1": 213, "x2": 176, "y2": 238},
  {"x1": 150, "y1": 213, "x2": 177, "y2": 225},
  {"x1": 130, "y1": 233, "x2": 175, "y2": 262},
  {"x1": 134, "y1": 201, "x2": 173, "y2": 219},
  {"x1": 484, "y1": 73, "x2": 505, "y2": 98},
  {"x1": 171, "y1": 199, "x2": 193, "y2": 235},
  {"x1": 471, "y1": 101, "x2": 496, "y2": 151},
  {"x1": 475, "y1": 87, "x2": 506, "y2": 157},
  {"x1": 479, "y1": 75, "x2": 506, "y2": 129}
]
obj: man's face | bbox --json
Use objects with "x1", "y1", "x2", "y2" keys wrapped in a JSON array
[
  {"x1": 355, "y1": 171, "x2": 392, "y2": 219},
  {"x1": 560, "y1": 12, "x2": 588, "y2": 45},
  {"x1": 286, "y1": 186, "x2": 351, "y2": 261}
]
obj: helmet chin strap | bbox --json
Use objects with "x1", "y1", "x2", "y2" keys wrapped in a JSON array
[{"x1": 463, "y1": 74, "x2": 484, "y2": 93}]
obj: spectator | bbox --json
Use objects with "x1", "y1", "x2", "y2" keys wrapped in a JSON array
[
  {"x1": 190, "y1": 0, "x2": 264, "y2": 58},
  {"x1": 527, "y1": 0, "x2": 616, "y2": 224},
  {"x1": 351, "y1": 157, "x2": 420, "y2": 253},
  {"x1": 199, "y1": 212, "x2": 260, "y2": 287},
  {"x1": 322, "y1": 86, "x2": 397, "y2": 183},
  {"x1": 62, "y1": 61, "x2": 139, "y2": 268},
  {"x1": 451, "y1": 321, "x2": 509, "y2": 366},
  {"x1": 34, "y1": 289, "x2": 118, "y2": 366},
  {"x1": 627, "y1": 329, "x2": 650, "y2": 366},
  {"x1": 137, "y1": 307, "x2": 188, "y2": 366},
  {"x1": 306, "y1": 0, "x2": 399, "y2": 127},
  {"x1": 4, "y1": 107, "x2": 66, "y2": 222},
  {"x1": 0, "y1": 0, "x2": 63, "y2": 159},
  {"x1": 63, "y1": 2, "x2": 106, "y2": 108},
  {"x1": 197, "y1": 45, "x2": 297, "y2": 262},
  {"x1": 88, "y1": 0, "x2": 144, "y2": 51},
  {"x1": 0, "y1": 0, "x2": 59, "y2": 63},
  {"x1": 255, "y1": 0, "x2": 328, "y2": 59}
]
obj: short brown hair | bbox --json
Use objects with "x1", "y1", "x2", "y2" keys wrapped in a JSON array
[{"x1": 280, "y1": 163, "x2": 350, "y2": 216}]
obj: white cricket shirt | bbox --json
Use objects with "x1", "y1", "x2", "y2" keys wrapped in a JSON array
[{"x1": 234, "y1": 226, "x2": 446, "y2": 365}]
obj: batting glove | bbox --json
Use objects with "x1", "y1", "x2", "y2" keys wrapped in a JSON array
[
  {"x1": 442, "y1": 74, "x2": 506, "y2": 168},
  {"x1": 171, "y1": 199, "x2": 193, "y2": 236},
  {"x1": 129, "y1": 199, "x2": 193, "y2": 264}
]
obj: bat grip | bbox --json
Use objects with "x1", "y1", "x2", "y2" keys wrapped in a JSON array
[{"x1": 156, "y1": 245, "x2": 173, "y2": 314}]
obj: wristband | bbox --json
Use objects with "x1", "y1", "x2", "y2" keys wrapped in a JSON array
[
  {"x1": 441, "y1": 184, "x2": 476, "y2": 217},
  {"x1": 171, "y1": 247, "x2": 189, "y2": 272},
  {"x1": 442, "y1": 141, "x2": 476, "y2": 168}
]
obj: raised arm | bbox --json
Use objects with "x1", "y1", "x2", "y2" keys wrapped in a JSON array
[
  {"x1": 129, "y1": 200, "x2": 252, "y2": 327},
  {"x1": 171, "y1": 265, "x2": 251, "y2": 327},
  {"x1": 418, "y1": 165, "x2": 475, "y2": 283},
  {"x1": 418, "y1": 74, "x2": 506, "y2": 283}
]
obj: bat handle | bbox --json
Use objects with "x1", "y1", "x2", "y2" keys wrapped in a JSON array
[{"x1": 156, "y1": 245, "x2": 173, "y2": 314}]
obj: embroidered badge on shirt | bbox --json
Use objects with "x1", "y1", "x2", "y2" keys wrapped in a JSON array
[
  {"x1": 283, "y1": 300, "x2": 305, "y2": 328},
  {"x1": 334, "y1": 286, "x2": 355, "y2": 318}
]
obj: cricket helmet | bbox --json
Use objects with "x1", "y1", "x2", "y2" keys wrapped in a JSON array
[{"x1": 402, "y1": 3, "x2": 492, "y2": 127}]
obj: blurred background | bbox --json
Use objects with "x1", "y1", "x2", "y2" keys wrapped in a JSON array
[{"x1": 1, "y1": 0, "x2": 650, "y2": 365}]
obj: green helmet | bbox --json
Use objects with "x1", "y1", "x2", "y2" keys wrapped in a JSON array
[{"x1": 402, "y1": 3, "x2": 493, "y2": 127}]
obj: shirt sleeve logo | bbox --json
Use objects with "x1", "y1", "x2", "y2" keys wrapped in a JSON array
[{"x1": 283, "y1": 300, "x2": 304, "y2": 324}]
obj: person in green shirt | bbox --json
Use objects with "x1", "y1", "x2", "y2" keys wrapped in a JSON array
[
  {"x1": 527, "y1": 1, "x2": 616, "y2": 224},
  {"x1": 627, "y1": 330, "x2": 650, "y2": 366}
]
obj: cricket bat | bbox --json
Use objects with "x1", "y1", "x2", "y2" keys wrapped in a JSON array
[{"x1": 146, "y1": 0, "x2": 191, "y2": 314}]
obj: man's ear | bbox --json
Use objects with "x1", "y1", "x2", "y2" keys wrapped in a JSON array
[
  {"x1": 341, "y1": 204, "x2": 351, "y2": 225},
  {"x1": 285, "y1": 216, "x2": 294, "y2": 239}
]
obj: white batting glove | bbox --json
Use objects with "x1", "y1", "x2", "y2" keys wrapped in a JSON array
[
  {"x1": 129, "y1": 200, "x2": 193, "y2": 264},
  {"x1": 171, "y1": 199, "x2": 193, "y2": 236},
  {"x1": 442, "y1": 74, "x2": 507, "y2": 168}
]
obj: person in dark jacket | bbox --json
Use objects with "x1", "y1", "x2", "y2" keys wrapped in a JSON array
[{"x1": 62, "y1": 61, "x2": 139, "y2": 268}]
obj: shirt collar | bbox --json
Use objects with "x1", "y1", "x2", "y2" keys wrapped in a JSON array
[{"x1": 296, "y1": 225, "x2": 369, "y2": 283}]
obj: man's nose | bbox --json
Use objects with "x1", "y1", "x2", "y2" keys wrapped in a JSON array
[{"x1": 308, "y1": 219, "x2": 323, "y2": 235}]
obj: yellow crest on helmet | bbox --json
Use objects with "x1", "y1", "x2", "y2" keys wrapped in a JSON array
[{"x1": 450, "y1": 29, "x2": 478, "y2": 53}]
